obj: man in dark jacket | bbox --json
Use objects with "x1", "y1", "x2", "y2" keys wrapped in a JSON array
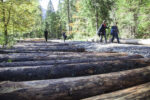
[
  {"x1": 97, "y1": 20, "x2": 108, "y2": 43},
  {"x1": 111, "y1": 22, "x2": 120, "y2": 43},
  {"x1": 62, "y1": 32, "x2": 67, "y2": 42},
  {"x1": 44, "y1": 29, "x2": 48, "y2": 42}
]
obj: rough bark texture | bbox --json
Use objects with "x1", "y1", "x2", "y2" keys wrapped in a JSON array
[
  {"x1": 0, "y1": 46, "x2": 85, "y2": 53},
  {"x1": 17, "y1": 40, "x2": 58, "y2": 43},
  {"x1": 0, "y1": 66, "x2": 150, "y2": 100},
  {"x1": 15, "y1": 43, "x2": 69, "y2": 47},
  {"x1": 0, "y1": 52, "x2": 127, "y2": 62},
  {"x1": 0, "y1": 55, "x2": 143, "y2": 67},
  {"x1": 82, "y1": 82, "x2": 150, "y2": 100},
  {"x1": 0, "y1": 58, "x2": 150, "y2": 81}
]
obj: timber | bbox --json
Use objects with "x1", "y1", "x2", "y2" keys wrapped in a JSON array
[
  {"x1": 0, "y1": 58, "x2": 150, "y2": 81},
  {"x1": 0, "y1": 55, "x2": 143, "y2": 67},
  {"x1": 0, "y1": 46, "x2": 85, "y2": 53},
  {"x1": 0, "y1": 52, "x2": 128, "y2": 62},
  {"x1": 0, "y1": 66, "x2": 150, "y2": 100},
  {"x1": 17, "y1": 40, "x2": 59, "y2": 43},
  {"x1": 15, "y1": 42, "x2": 69, "y2": 47},
  {"x1": 82, "y1": 82, "x2": 150, "y2": 100}
]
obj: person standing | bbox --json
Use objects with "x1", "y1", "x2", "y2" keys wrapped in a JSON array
[
  {"x1": 44, "y1": 29, "x2": 48, "y2": 42},
  {"x1": 111, "y1": 22, "x2": 120, "y2": 43},
  {"x1": 62, "y1": 32, "x2": 67, "y2": 42},
  {"x1": 97, "y1": 20, "x2": 108, "y2": 43}
]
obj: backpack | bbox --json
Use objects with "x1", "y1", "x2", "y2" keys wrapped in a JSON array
[
  {"x1": 97, "y1": 24, "x2": 103, "y2": 36},
  {"x1": 111, "y1": 26, "x2": 117, "y2": 35}
]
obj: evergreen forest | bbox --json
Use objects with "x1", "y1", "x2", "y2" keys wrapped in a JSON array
[{"x1": 0, "y1": 0, "x2": 150, "y2": 46}]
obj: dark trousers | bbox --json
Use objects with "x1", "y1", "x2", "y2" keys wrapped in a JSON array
[
  {"x1": 44, "y1": 34, "x2": 48, "y2": 42},
  {"x1": 100, "y1": 32, "x2": 107, "y2": 43},
  {"x1": 63, "y1": 36, "x2": 67, "y2": 42},
  {"x1": 111, "y1": 32, "x2": 120, "y2": 43}
]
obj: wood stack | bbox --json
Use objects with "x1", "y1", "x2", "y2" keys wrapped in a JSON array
[{"x1": 0, "y1": 40, "x2": 150, "y2": 100}]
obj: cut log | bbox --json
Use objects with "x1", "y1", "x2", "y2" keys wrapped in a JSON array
[
  {"x1": 82, "y1": 82, "x2": 150, "y2": 100},
  {"x1": 17, "y1": 40, "x2": 59, "y2": 43},
  {"x1": 0, "y1": 55, "x2": 143, "y2": 67},
  {"x1": 0, "y1": 46, "x2": 85, "y2": 53},
  {"x1": 15, "y1": 43, "x2": 69, "y2": 47},
  {"x1": 0, "y1": 66, "x2": 150, "y2": 100},
  {"x1": 0, "y1": 52, "x2": 128, "y2": 62},
  {"x1": 0, "y1": 58, "x2": 150, "y2": 81}
]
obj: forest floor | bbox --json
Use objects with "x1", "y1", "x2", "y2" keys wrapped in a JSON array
[{"x1": 50, "y1": 39, "x2": 150, "y2": 58}]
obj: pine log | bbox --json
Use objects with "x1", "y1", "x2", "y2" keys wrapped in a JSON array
[
  {"x1": 17, "y1": 40, "x2": 58, "y2": 43},
  {"x1": 0, "y1": 55, "x2": 143, "y2": 67},
  {"x1": 0, "y1": 46, "x2": 85, "y2": 53},
  {"x1": 15, "y1": 43, "x2": 69, "y2": 47},
  {"x1": 82, "y1": 82, "x2": 150, "y2": 100},
  {"x1": 0, "y1": 52, "x2": 127, "y2": 62},
  {"x1": 0, "y1": 66, "x2": 150, "y2": 100},
  {"x1": 0, "y1": 58, "x2": 150, "y2": 81}
]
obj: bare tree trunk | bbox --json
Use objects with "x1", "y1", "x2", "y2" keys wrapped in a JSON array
[
  {"x1": 1, "y1": 1, "x2": 12, "y2": 46},
  {"x1": 67, "y1": 0, "x2": 71, "y2": 34},
  {"x1": 1, "y1": 0, "x2": 7, "y2": 46}
]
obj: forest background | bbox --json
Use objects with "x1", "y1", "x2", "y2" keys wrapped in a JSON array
[{"x1": 0, "y1": 0, "x2": 150, "y2": 46}]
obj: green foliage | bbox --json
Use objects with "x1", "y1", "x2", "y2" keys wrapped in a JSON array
[
  {"x1": 0, "y1": 0, "x2": 149, "y2": 46},
  {"x1": 0, "y1": 0, "x2": 43, "y2": 46},
  {"x1": 115, "y1": 0, "x2": 150, "y2": 38}
]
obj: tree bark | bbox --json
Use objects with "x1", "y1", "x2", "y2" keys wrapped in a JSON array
[
  {"x1": 0, "y1": 66, "x2": 150, "y2": 100},
  {"x1": 67, "y1": 0, "x2": 71, "y2": 34},
  {"x1": 14, "y1": 43, "x2": 69, "y2": 47},
  {"x1": 17, "y1": 40, "x2": 59, "y2": 43},
  {"x1": 2, "y1": 1, "x2": 12, "y2": 46},
  {"x1": 82, "y1": 82, "x2": 150, "y2": 100},
  {"x1": 0, "y1": 55, "x2": 143, "y2": 67},
  {"x1": 0, "y1": 52, "x2": 127, "y2": 62},
  {"x1": 0, "y1": 58, "x2": 149, "y2": 81},
  {"x1": 0, "y1": 46, "x2": 85, "y2": 53}
]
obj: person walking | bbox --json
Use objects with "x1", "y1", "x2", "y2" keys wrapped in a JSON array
[
  {"x1": 111, "y1": 22, "x2": 120, "y2": 43},
  {"x1": 97, "y1": 20, "x2": 108, "y2": 43},
  {"x1": 62, "y1": 32, "x2": 67, "y2": 42},
  {"x1": 44, "y1": 29, "x2": 48, "y2": 42}
]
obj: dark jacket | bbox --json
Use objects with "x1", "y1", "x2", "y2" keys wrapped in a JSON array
[
  {"x1": 97, "y1": 24, "x2": 107, "y2": 36},
  {"x1": 44, "y1": 30, "x2": 48, "y2": 37},
  {"x1": 62, "y1": 32, "x2": 67, "y2": 39}
]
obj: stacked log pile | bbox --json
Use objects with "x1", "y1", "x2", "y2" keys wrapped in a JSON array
[{"x1": 0, "y1": 40, "x2": 150, "y2": 100}]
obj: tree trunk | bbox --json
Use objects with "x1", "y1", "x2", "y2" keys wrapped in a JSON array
[
  {"x1": 0, "y1": 55, "x2": 143, "y2": 67},
  {"x1": 1, "y1": 0, "x2": 8, "y2": 46},
  {"x1": 82, "y1": 82, "x2": 150, "y2": 100},
  {"x1": 0, "y1": 58, "x2": 149, "y2": 81},
  {"x1": 67, "y1": 0, "x2": 71, "y2": 34},
  {"x1": 2, "y1": 1, "x2": 12, "y2": 46},
  {"x1": 0, "y1": 52, "x2": 127, "y2": 62},
  {"x1": 0, "y1": 66, "x2": 150, "y2": 100}
]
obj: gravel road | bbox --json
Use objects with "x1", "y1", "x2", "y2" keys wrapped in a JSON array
[{"x1": 67, "y1": 41, "x2": 150, "y2": 58}]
